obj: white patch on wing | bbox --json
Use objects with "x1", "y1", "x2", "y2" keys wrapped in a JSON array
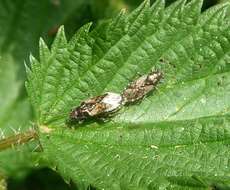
[{"x1": 102, "y1": 92, "x2": 123, "y2": 112}]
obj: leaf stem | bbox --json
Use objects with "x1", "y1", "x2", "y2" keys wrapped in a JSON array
[{"x1": 0, "y1": 130, "x2": 38, "y2": 151}]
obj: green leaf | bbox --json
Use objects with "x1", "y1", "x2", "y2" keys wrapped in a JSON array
[
  {"x1": 0, "y1": 0, "x2": 124, "y2": 79},
  {"x1": 0, "y1": 55, "x2": 31, "y2": 133},
  {"x1": 0, "y1": 55, "x2": 39, "y2": 178},
  {"x1": 27, "y1": 0, "x2": 230, "y2": 189},
  {"x1": 0, "y1": 0, "x2": 89, "y2": 78}
]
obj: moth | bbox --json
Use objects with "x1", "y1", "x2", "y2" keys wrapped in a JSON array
[
  {"x1": 69, "y1": 92, "x2": 123, "y2": 122},
  {"x1": 122, "y1": 70, "x2": 163, "y2": 104}
]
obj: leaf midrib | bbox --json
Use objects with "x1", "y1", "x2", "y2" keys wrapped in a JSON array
[{"x1": 52, "y1": 132, "x2": 230, "y2": 149}]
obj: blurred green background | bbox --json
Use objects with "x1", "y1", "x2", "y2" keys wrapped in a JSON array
[{"x1": 0, "y1": 0, "x2": 226, "y2": 189}]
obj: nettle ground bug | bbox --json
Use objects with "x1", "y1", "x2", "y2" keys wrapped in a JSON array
[
  {"x1": 122, "y1": 70, "x2": 163, "y2": 104},
  {"x1": 69, "y1": 92, "x2": 123, "y2": 122}
]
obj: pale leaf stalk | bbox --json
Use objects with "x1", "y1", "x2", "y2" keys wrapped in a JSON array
[{"x1": 0, "y1": 130, "x2": 38, "y2": 151}]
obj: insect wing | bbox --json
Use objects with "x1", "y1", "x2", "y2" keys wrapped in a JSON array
[
  {"x1": 83, "y1": 94, "x2": 106, "y2": 104},
  {"x1": 122, "y1": 71, "x2": 163, "y2": 104},
  {"x1": 88, "y1": 102, "x2": 107, "y2": 116},
  {"x1": 101, "y1": 92, "x2": 123, "y2": 112}
]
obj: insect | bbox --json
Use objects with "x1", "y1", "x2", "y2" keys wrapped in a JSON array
[
  {"x1": 122, "y1": 70, "x2": 163, "y2": 104},
  {"x1": 69, "y1": 92, "x2": 123, "y2": 122}
]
